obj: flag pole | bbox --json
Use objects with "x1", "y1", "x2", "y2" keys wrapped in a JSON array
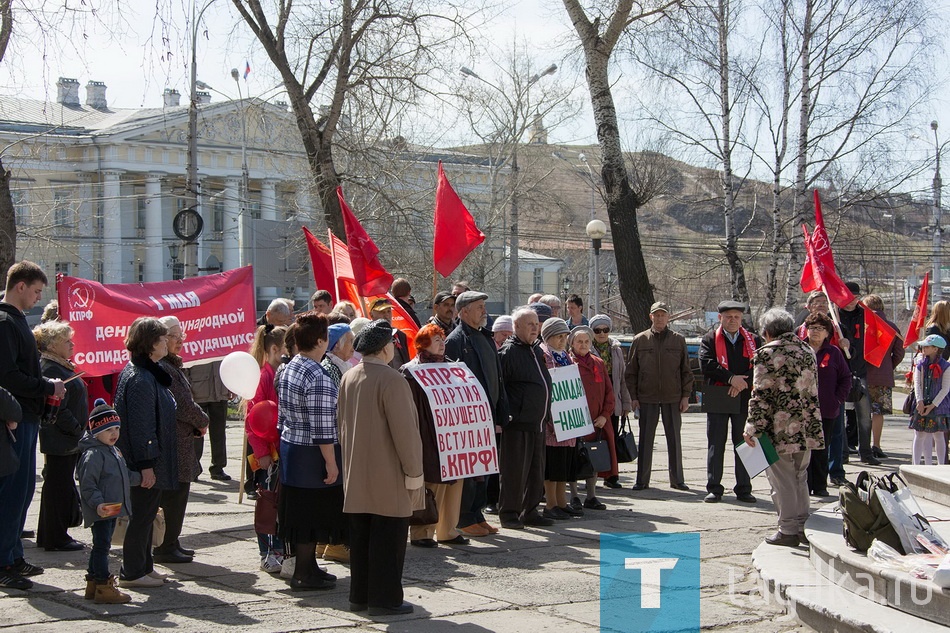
[
  {"x1": 432, "y1": 269, "x2": 438, "y2": 303},
  {"x1": 822, "y1": 283, "x2": 851, "y2": 360}
]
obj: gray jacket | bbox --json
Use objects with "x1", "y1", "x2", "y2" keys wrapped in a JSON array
[
  {"x1": 76, "y1": 433, "x2": 141, "y2": 528},
  {"x1": 185, "y1": 360, "x2": 230, "y2": 403}
]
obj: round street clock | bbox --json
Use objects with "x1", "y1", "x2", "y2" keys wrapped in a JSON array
[{"x1": 173, "y1": 208, "x2": 204, "y2": 242}]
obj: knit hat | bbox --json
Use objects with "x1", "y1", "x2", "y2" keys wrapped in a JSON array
[
  {"x1": 350, "y1": 317, "x2": 371, "y2": 336},
  {"x1": 589, "y1": 314, "x2": 612, "y2": 331},
  {"x1": 528, "y1": 302, "x2": 553, "y2": 323},
  {"x1": 88, "y1": 399, "x2": 121, "y2": 435},
  {"x1": 492, "y1": 315, "x2": 514, "y2": 333},
  {"x1": 354, "y1": 319, "x2": 393, "y2": 355},
  {"x1": 567, "y1": 325, "x2": 595, "y2": 348},
  {"x1": 327, "y1": 323, "x2": 351, "y2": 352},
  {"x1": 540, "y1": 318, "x2": 570, "y2": 342}
]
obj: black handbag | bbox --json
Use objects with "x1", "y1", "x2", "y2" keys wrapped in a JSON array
[
  {"x1": 615, "y1": 416, "x2": 638, "y2": 463},
  {"x1": 0, "y1": 427, "x2": 18, "y2": 479},
  {"x1": 846, "y1": 375, "x2": 865, "y2": 403},
  {"x1": 409, "y1": 487, "x2": 439, "y2": 526},
  {"x1": 577, "y1": 431, "x2": 611, "y2": 477}
]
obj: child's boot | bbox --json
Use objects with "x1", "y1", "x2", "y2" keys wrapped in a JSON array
[
  {"x1": 84, "y1": 574, "x2": 96, "y2": 600},
  {"x1": 94, "y1": 575, "x2": 131, "y2": 604}
]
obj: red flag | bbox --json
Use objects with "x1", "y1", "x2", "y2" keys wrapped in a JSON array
[
  {"x1": 433, "y1": 161, "x2": 485, "y2": 278},
  {"x1": 385, "y1": 292, "x2": 419, "y2": 359},
  {"x1": 904, "y1": 272, "x2": 930, "y2": 348},
  {"x1": 801, "y1": 222, "x2": 854, "y2": 307},
  {"x1": 337, "y1": 187, "x2": 393, "y2": 296},
  {"x1": 800, "y1": 225, "x2": 819, "y2": 293},
  {"x1": 863, "y1": 302, "x2": 899, "y2": 367},
  {"x1": 302, "y1": 227, "x2": 337, "y2": 304},
  {"x1": 328, "y1": 231, "x2": 365, "y2": 316}
]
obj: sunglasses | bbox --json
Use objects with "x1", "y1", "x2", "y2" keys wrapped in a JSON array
[{"x1": 593, "y1": 327, "x2": 610, "y2": 334}]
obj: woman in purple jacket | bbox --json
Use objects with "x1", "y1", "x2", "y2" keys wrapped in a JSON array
[{"x1": 804, "y1": 313, "x2": 851, "y2": 497}]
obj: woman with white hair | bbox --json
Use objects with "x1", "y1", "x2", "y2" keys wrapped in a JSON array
[{"x1": 154, "y1": 316, "x2": 209, "y2": 564}]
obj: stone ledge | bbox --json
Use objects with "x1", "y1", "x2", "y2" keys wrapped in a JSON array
[{"x1": 899, "y1": 465, "x2": 950, "y2": 508}]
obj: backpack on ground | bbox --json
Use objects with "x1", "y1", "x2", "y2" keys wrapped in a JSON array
[{"x1": 838, "y1": 471, "x2": 904, "y2": 554}]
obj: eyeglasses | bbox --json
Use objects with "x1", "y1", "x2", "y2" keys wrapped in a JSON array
[{"x1": 593, "y1": 327, "x2": 610, "y2": 334}]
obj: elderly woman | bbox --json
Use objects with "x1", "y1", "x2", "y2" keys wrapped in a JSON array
[
  {"x1": 569, "y1": 326, "x2": 615, "y2": 511},
  {"x1": 321, "y1": 323, "x2": 355, "y2": 388},
  {"x1": 114, "y1": 317, "x2": 178, "y2": 587},
  {"x1": 802, "y1": 313, "x2": 850, "y2": 497},
  {"x1": 338, "y1": 319, "x2": 424, "y2": 616},
  {"x1": 403, "y1": 323, "x2": 468, "y2": 548},
  {"x1": 539, "y1": 318, "x2": 582, "y2": 519},
  {"x1": 589, "y1": 314, "x2": 633, "y2": 489},
  {"x1": 153, "y1": 316, "x2": 209, "y2": 565},
  {"x1": 743, "y1": 309, "x2": 823, "y2": 548},
  {"x1": 34, "y1": 321, "x2": 88, "y2": 551},
  {"x1": 491, "y1": 316, "x2": 514, "y2": 350},
  {"x1": 276, "y1": 312, "x2": 343, "y2": 591}
]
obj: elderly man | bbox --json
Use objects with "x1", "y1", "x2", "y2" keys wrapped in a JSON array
[
  {"x1": 369, "y1": 297, "x2": 410, "y2": 369},
  {"x1": 838, "y1": 281, "x2": 879, "y2": 466},
  {"x1": 743, "y1": 309, "x2": 823, "y2": 547},
  {"x1": 428, "y1": 291, "x2": 456, "y2": 337},
  {"x1": 699, "y1": 300, "x2": 762, "y2": 503},
  {"x1": 445, "y1": 291, "x2": 509, "y2": 536},
  {"x1": 259, "y1": 298, "x2": 293, "y2": 327},
  {"x1": 539, "y1": 295, "x2": 562, "y2": 318},
  {"x1": 625, "y1": 302, "x2": 693, "y2": 491},
  {"x1": 498, "y1": 308, "x2": 554, "y2": 529},
  {"x1": 310, "y1": 290, "x2": 332, "y2": 315}
]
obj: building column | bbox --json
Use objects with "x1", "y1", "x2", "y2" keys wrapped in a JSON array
[
  {"x1": 195, "y1": 177, "x2": 210, "y2": 274},
  {"x1": 261, "y1": 179, "x2": 278, "y2": 221},
  {"x1": 144, "y1": 172, "x2": 165, "y2": 282},
  {"x1": 222, "y1": 177, "x2": 241, "y2": 271},
  {"x1": 76, "y1": 173, "x2": 95, "y2": 280},
  {"x1": 102, "y1": 170, "x2": 124, "y2": 283}
]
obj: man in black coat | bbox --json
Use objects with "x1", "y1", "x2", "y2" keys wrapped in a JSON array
[
  {"x1": 0, "y1": 261, "x2": 65, "y2": 590},
  {"x1": 839, "y1": 281, "x2": 878, "y2": 466},
  {"x1": 497, "y1": 307, "x2": 554, "y2": 529}
]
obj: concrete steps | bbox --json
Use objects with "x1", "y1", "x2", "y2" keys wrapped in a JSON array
[{"x1": 752, "y1": 467, "x2": 950, "y2": 632}]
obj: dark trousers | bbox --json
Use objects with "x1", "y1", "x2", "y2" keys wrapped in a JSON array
[
  {"x1": 347, "y1": 513, "x2": 409, "y2": 609},
  {"x1": 846, "y1": 407, "x2": 858, "y2": 449},
  {"x1": 636, "y1": 403, "x2": 685, "y2": 486},
  {"x1": 121, "y1": 485, "x2": 162, "y2": 580},
  {"x1": 827, "y1": 408, "x2": 847, "y2": 480},
  {"x1": 88, "y1": 518, "x2": 116, "y2": 580},
  {"x1": 486, "y1": 432, "x2": 501, "y2": 505},
  {"x1": 852, "y1": 386, "x2": 873, "y2": 460},
  {"x1": 37, "y1": 452, "x2": 80, "y2": 548},
  {"x1": 706, "y1": 412, "x2": 752, "y2": 496},
  {"x1": 457, "y1": 478, "x2": 487, "y2": 528},
  {"x1": 807, "y1": 418, "x2": 837, "y2": 493},
  {"x1": 0, "y1": 417, "x2": 38, "y2": 566},
  {"x1": 195, "y1": 400, "x2": 228, "y2": 475},
  {"x1": 498, "y1": 429, "x2": 545, "y2": 522},
  {"x1": 157, "y1": 482, "x2": 190, "y2": 553}
]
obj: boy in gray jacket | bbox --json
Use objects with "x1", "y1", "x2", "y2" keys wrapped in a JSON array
[{"x1": 77, "y1": 399, "x2": 141, "y2": 604}]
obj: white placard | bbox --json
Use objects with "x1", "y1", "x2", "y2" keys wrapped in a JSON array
[{"x1": 549, "y1": 364, "x2": 595, "y2": 441}]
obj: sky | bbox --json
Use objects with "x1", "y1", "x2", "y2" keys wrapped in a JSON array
[{"x1": 2, "y1": 0, "x2": 949, "y2": 194}]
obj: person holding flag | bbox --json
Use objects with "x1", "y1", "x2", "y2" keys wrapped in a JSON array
[
  {"x1": 862, "y1": 295, "x2": 904, "y2": 459},
  {"x1": 838, "y1": 281, "x2": 880, "y2": 465}
]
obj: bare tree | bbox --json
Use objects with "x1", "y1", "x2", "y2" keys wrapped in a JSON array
[{"x1": 561, "y1": 0, "x2": 681, "y2": 331}]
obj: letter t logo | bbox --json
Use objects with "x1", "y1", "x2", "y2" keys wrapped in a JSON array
[{"x1": 624, "y1": 557, "x2": 678, "y2": 608}]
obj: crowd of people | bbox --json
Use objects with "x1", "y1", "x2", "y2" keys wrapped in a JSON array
[{"x1": 0, "y1": 260, "x2": 933, "y2": 609}]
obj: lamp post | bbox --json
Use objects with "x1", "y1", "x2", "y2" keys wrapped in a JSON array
[
  {"x1": 460, "y1": 62, "x2": 557, "y2": 312},
  {"x1": 883, "y1": 212, "x2": 898, "y2": 320},
  {"x1": 562, "y1": 275, "x2": 572, "y2": 307},
  {"x1": 586, "y1": 219, "x2": 607, "y2": 315},
  {"x1": 933, "y1": 121, "x2": 943, "y2": 302},
  {"x1": 231, "y1": 68, "x2": 250, "y2": 269},
  {"x1": 578, "y1": 152, "x2": 598, "y2": 308}
]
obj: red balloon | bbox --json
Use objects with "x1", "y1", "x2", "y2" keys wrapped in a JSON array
[{"x1": 247, "y1": 400, "x2": 279, "y2": 445}]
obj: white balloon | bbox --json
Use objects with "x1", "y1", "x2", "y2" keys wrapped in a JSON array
[{"x1": 219, "y1": 351, "x2": 260, "y2": 400}]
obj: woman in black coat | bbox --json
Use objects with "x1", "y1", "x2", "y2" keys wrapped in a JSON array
[
  {"x1": 114, "y1": 317, "x2": 177, "y2": 588},
  {"x1": 34, "y1": 321, "x2": 88, "y2": 551}
]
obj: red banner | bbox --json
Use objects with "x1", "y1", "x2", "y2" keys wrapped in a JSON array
[
  {"x1": 905, "y1": 272, "x2": 930, "y2": 348},
  {"x1": 57, "y1": 267, "x2": 257, "y2": 377}
]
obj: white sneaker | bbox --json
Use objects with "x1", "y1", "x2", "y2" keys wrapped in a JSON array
[
  {"x1": 119, "y1": 574, "x2": 165, "y2": 588},
  {"x1": 279, "y1": 555, "x2": 296, "y2": 579},
  {"x1": 260, "y1": 552, "x2": 283, "y2": 574},
  {"x1": 147, "y1": 570, "x2": 170, "y2": 582}
]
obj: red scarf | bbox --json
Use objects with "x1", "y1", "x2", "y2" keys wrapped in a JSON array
[
  {"x1": 715, "y1": 325, "x2": 756, "y2": 370},
  {"x1": 572, "y1": 352, "x2": 603, "y2": 383}
]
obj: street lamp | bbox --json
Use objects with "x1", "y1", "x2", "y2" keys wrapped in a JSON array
[
  {"x1": 231, "y1": 68, "x2": 250, "y2": 269},
  {"x1": 562, "y1": 275, "x2": 572, "y2": 307},
  {"x1": 933, "y1": 120, "x2": 943, "y2": 302},
  {"x1": 460, "y1": 62, "x2": 557, "y2": 312},
  {"x1": 883, "y1": 213, "x2": 898, "y2": 320},
  {"x1": 586, "y1": 219, "x2": 607, "y2": 315}
]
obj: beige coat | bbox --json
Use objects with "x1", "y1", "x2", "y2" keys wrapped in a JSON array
[{"x1": 337, "y1": 356, "x2": 425, "y2": 518}]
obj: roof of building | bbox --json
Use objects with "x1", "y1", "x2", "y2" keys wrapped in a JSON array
[{"x1": 0, "y1": 96, "x2": 186, "y2": 136}]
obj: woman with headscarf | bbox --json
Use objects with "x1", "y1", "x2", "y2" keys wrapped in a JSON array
[
  {"x1": 589, "y1": 314, "x2": 633, "y2": 489},
  {"x1": 153, "y1": 316, "x2": 209, "y2": 565},
  {"x1": 338, "y1": 319, "x2": 424, "y2": 616},
  {"x1": 321, "y1": 323, "x2": 355, "y2": 388},
  {"x1": 403, "y1": 323, "x2": 470, "y2": 548},
  {"x1": 275, "y1": 312, "x2": 344, "y2": 591},
  {"x1": 569, "y1": 326, "x2": 615, "y2": 511},
  {"x1": 34, "y1": 321, "x2": 88, "y2": 551},
  {"x1": 113, "y1": 317, "x2": 177, "y2": 588},
  {"x1": 539, "y1": 318, "x2": 582, "y2": 519}
]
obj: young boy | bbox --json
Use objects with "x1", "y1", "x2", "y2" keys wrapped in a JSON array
[{"x1": 77, "y1": 399, "x2": 140, "y2": 604}]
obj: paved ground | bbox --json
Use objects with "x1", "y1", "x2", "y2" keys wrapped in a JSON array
[{"x1": 1, "y1": 406, "x2": 915, "y2": 632}]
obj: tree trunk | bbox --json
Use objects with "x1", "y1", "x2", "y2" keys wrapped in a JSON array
[{"x1": 0, "y1": 156, "x2": 15, "y2": 275}]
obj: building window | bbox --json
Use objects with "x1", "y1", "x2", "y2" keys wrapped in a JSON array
[
  {"x1": 137, "y1": 263, "x2": 145, "y2": 282},
  {"x1": 533, "y1": 268, "x2": 544, "y2": 293},
  {"x1": 55, "y1": 261, "x2": 70, "y2": 276},
  {"x1": 11, "y1": 190, "x2": 28, "y2": 226},
  {"x1": 53, "y1": 190, "x2": 74, "y2": 228},
  {"x1": 212, "y1": 195, "x2": 224, "y2": 233},
  {"x1": 249, "y1": 197, "x2": 261, "y2": 220},
  {"x1": 135, "y1": 187, "x2": 147, "y2": 231},
  {"x1": 173, "y1": 262, "x2": 184, "y2": 280},
  {"x1": 95, "y1": 261, "x2": 104, "y2": 282}
]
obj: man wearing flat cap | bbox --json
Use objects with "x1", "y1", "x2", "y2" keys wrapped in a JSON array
[
  {"x1": 445, "y1": 291, "x2": 509, "y2": 535},
  {"x1": 369, "y1": 297, "x2": 410, "y2": 370},
  {"x1": 624, "y1": 301, "x2": 693, "y2": 491},
  {"x1": 699, "y1": 300, "x2": 762, "y2": 503}
]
